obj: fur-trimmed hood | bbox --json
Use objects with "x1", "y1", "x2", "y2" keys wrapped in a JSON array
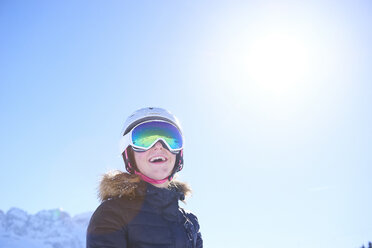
[{"x1": 98, "y1": 170, "x2": 192, "y2": 202}]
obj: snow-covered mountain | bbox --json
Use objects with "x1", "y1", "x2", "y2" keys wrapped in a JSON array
[{"x1": 0, "y1": 208, "x2": 92, "y2": 248}]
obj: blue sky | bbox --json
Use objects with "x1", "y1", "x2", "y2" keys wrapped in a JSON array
[{"x1": 1, "y1": 1, "x2": 372, "y2": 247}]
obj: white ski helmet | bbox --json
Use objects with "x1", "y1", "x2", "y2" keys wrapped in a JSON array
[{"x1": 119, "y1": 107, "x2": 184, "y2": 178}]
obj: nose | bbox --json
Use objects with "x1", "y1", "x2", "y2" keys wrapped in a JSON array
[{"x1": 153, "y1": 141, "x2": 165, "y2": 150}]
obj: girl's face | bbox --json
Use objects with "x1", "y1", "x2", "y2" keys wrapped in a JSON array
[{"x1": 133, "y1": 141, "x2": 176, "y2": 182}]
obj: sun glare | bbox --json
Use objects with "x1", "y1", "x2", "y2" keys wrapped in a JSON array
[{"x1": 245, "y1": 31, "x2": 312, "y2": 96}]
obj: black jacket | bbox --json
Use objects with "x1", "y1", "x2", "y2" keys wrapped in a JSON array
[{"x1": 86, "y1": 171, "x2": 203, "y2": 248}]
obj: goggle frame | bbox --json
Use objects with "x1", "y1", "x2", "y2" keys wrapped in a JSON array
[{"x1": 120, "y1": 120, "x2": 183, "y2": 154}]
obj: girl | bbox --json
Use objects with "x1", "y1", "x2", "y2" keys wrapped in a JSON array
[{"x1": 87, "y1": 107, "x2": 203, "y2": 248}]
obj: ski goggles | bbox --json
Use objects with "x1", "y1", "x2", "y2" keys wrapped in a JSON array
[{"x1": 120, "y1": 120, "x2": 183, "y2": 153}]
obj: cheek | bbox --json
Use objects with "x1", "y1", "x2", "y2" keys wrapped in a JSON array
[
  {"x1": 133, "y1": 152, "x2": 147, "y2": 167},
  {"x1": 170, "y1": 154, "x2": 177, "y2": 166}
]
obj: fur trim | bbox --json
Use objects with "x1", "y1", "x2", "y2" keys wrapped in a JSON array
[{"x1": 98, "y1": 170, "x2": 192, "y2": 202}]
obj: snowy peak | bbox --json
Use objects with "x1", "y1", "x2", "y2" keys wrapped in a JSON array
[
  {"x1": 5, "y1": 207, "x2": 29, "y2": 236},
  {"x1": 0, "y1": 207, "x2": 92, "y2": 248}
]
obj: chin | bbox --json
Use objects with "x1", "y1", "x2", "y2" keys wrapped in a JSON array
[{"x1": 150, "y1": 170, "x2": 172, "y2": 180}]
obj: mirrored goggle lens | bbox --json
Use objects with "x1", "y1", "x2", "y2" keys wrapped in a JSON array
[{"x1": 132, "y1": 121, "x2": 183, "y2": 150}]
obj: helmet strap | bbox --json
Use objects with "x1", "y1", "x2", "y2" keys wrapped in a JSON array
[
  {"x1": 168, "y1": 149, "x2": 183, "y2": 181},
  {"x1": 124, "y1": 148, "x2": 134, "y2": 174},
  {"x1": 134, "y1": 170, "x2": 169, "y2": 184}
]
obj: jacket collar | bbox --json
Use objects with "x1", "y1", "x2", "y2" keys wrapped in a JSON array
[{"x1": 98, "y1": 170, "x2": 191, "y2": 202}]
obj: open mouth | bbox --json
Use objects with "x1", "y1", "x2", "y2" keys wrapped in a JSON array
[{"x1": 149, "y1": 156, "x2": 167, "y2": 163}]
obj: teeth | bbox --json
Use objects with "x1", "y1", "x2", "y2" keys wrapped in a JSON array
[{"x1": 150, "y1": 156, "x2": 166, "y2": 162}]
